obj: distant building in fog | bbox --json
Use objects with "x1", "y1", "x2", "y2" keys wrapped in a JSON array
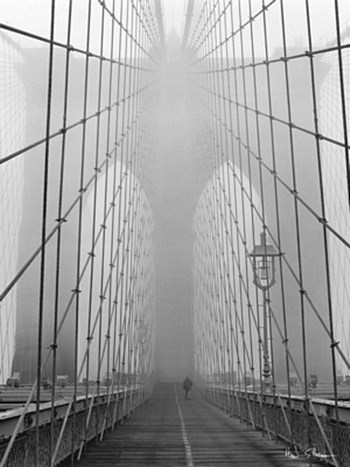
[
  {"x1": 0, "y1": 34, "x2": 25, "y2": 383},
  {"x1": 319, "y1": 33, "x2": 350, "y2": 371}
]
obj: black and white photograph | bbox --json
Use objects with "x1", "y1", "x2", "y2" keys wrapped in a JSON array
[{"x1": 0, "y1": 0, "x2": 350, "y2": 465}]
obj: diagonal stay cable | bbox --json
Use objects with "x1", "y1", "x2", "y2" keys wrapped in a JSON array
[
  {"x1": 0, "y1": 22, "x2": 147, "y2": 70},
  {"x1": 194, "y1": 86, "x2": 350, "y2": 249},
  {"x1": 0, "y1": 100, "x2": 151, "y2": 304},
  {"x1": 0, "y1": 80, "x2": 155, "y2": 166},
  {"x1": 191, "y1": 0, "x2": 277, "y2": 64},
  {"x1": 192, "y1": 85, "x2": 350, "y2": 373}
]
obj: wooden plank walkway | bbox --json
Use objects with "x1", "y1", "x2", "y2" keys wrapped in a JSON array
[{"x1": 68, "y1": 383, "x2": 320, "y2": 466}]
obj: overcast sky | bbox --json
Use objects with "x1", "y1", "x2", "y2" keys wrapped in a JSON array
[
  {"x1": 0, "y1": 0, "x2": 186, "y2": 39},
  {"x1": 0, "y1": 0, "x2": 349, "y2": 50},
  {"x1": 162, "y1": 0, "x2": 187, "y2": 35}
]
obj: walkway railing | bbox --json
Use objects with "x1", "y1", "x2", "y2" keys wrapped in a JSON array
[
  {"x1": 206, "y1": 385, "x2": 350, "y2": 466},
  {"x1": 0, "y1": 384, "x2": 150, "y2": 466}
]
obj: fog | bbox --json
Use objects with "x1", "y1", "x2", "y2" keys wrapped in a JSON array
[
  {"x1": 146, "y1": 34, "x2": 203, "y2": 380},
  {"x1": 0, "y1": 0, "x2": 350, "y2": 388}
]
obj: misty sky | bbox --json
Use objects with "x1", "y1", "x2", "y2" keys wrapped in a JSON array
[
  {"x1": 0, "y1": 0, "x2": 186, "y2": 38},
  {"x1": 1, "y1": 0, "x2": 349, "y2": 48}
]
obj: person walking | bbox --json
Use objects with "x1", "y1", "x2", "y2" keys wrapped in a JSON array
[{"x1": 183, "y1": 376, "x2": 193, "y2": 400}]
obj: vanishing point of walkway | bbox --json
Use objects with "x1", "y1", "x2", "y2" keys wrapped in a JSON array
[{"x1": 69, "y1": 383, "x2": 321, "y2": 466}]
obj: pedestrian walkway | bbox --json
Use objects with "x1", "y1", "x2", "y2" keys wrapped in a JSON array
[{"x1": 69, "y1": 383, "x2": 320, "y2": 466}]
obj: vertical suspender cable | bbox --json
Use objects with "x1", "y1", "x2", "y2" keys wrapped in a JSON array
[
  {"x1": 110, "y1": 0, "x2": 125, "y2": 428},
  {"x1": 235, "y1": 1, "x2": 260, "y2": 422},
  {"x1": 117, "y1": 0, "x2": 131, "y2": 407},
  {"x1": 334, "y1": 0, "x2": 350, "y2": 208},
  {"x1": 247, "y1": 0, "x2": 293, "y2": 439},
  {"x1": 305, "y1": 0, "x2": 340, "y2": 426},
  {"x1": 71, "y1": 0, "x2": 92, "y2": 463},
  {"x1": 229, "y1": 1, "x2": 251, "y2": 401},
  {"x1": 278, "y1": 0, "x2": 310, "y2": 431},
  {"x1": 103, "y1": 0, "x2": 118, "y2": 436},
  {"x1": 95, "y1": 1, "x2": 108, "y2": 439},
  {"x1": 50, "y1": 0, "x2": 73, "y2": 461},
  {"x1": 35, "y1": 1, "x2": 56, "y2": 465},
  {"x1": 122, "y1": 2, "x2": 137, "y2": 415}
]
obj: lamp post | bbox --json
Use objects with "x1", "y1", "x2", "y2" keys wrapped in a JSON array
[{"x1": 249, "y1": 231, "x2": 280, "y2": 392}]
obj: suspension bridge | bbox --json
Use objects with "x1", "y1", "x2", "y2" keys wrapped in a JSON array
[{"x1": 0, "y1": 0, "x2": 350, "y2": 465}]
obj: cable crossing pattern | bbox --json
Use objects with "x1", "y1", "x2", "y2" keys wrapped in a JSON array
[
  {"x1": 0, "y1": 1, "x2": 160, "y2": 465},
  {"x1": 188, "y1": 0, "x2": 350, "y2": 465},
  {"x1": 0, "y1": 0, "x2": 350, "y2": 466}
]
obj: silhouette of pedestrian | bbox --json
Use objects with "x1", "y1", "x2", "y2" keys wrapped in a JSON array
[{"x1": 183, "y1": 376, "x2": 193, "y2": 400}]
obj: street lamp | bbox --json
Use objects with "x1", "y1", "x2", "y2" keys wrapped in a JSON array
[{"x1": 249, "y1": 231, "x2": 280, "y2": 392}]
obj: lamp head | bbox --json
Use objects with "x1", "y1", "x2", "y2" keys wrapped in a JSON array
[{"x1": 249, "y1": 231, "x2": 280, "y2": 290}]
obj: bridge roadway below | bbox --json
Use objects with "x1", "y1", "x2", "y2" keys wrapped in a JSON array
[{"x1": 67, "y1": 383, "x2": 320, "y2": 466}]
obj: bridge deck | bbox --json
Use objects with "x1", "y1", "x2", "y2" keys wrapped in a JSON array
[{"x1": 68, "y1": 383, "x2": 320, "y2": 467}]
